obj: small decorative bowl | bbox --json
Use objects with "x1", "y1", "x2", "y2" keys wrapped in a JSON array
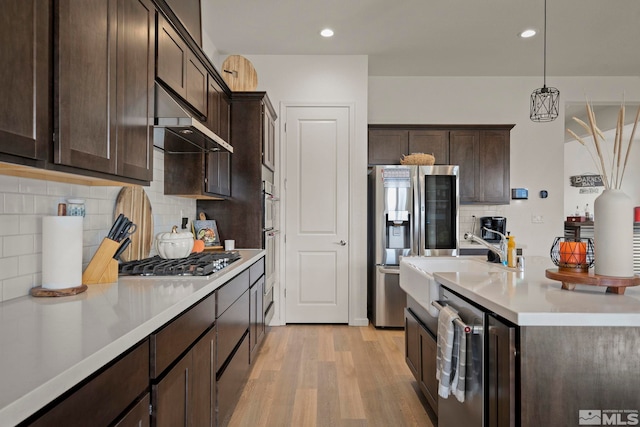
[{"x1": 550, "y1": 237, "x2": 595, "y2": 272}]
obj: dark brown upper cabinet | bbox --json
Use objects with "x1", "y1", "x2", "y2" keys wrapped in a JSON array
[
  {"x1": 450, "y1": 127, "x2": 512, "y2": 204},
  {"x1": 56, "y1": 0, "x2": 155, "y2": 182},
  {"x1": 198, "y1": 92, "x2": 277, "y2": 249},
  {"x1": 0, "y1": 0, "x2": 51, "y2": 162},
  {"x1": 164, "y1": 0, "x2": 202, "y2": 46},
  {"x1": 409, "y1": 130, "x2": 449, "y2": 164},
  {"x1": 206, "y1": 75, "x2": 230, "y2": 143},
  {"x1": 368, "y1": 129, "x2": 409, "y2": 165},
  {"x1": 157, "y1": 14, "x2": 207, "y2": 118},
  {"x1": 368, "y1": 124, "x2": 513, "y2": 204},
  {"x1": 262, "y1": 100, "x2": 276, "y2": 171},
  {"x1": 368, "y1": 127, "x2": 449, "y2": 165}
]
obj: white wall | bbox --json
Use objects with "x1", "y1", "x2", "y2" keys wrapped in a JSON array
[
  {"x1": 369, "y1": 75, "x2": 640, "y2": 256},
  {"x1": 226, "y1": 55, "x2": 370, "y2": 326},
  {"x1": 0, "y1": 149, "x2": 196, "y2": 301}
]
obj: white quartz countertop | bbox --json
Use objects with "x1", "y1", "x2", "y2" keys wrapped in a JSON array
[
  {"x1": 0, "y1": 249, "x2": 264, "y2": 427},
  {"x1": 430, "y1": 256, "x2": 640, "y2": 327}
]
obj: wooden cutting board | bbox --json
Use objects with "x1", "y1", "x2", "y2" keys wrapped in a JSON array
[
  {"x1": 114, "y1": 186, "x2": 153, "y2": 261},
  {"x1": 221, "y1": 55, "x2": 258, "y2": 91}
]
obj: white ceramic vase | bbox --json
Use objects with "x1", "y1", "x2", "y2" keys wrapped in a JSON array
[{"x1": 593, "y1": 189, "x2": 634, "y2": 277}]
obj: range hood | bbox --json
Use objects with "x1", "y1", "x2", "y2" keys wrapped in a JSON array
[{"x1": 154, "y1": 83, "x2": 233, "y2": 154}]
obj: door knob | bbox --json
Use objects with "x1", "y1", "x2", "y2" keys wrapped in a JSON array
[{"x1": 338, "y1": 240, "x2": 347, "y2": 246}]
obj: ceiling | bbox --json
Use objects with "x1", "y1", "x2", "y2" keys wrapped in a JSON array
[{"x1": 202, "y1": 0, "x2": 640, "y2": 77}]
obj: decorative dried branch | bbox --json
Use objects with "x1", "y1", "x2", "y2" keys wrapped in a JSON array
[
  {"x1": 586, "y1": 102, "x2": 610, "y2": 189},
  {"x1": 619, "y1": 104, "x2": 640, "y2": 186},
  {"x1": 568, "y1": 99, "x2": 639, "y2": 190}
]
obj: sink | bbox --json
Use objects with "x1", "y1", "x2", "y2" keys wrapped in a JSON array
[{"x1": 399, "y1": 256, "x2": 506, "y2": 316}]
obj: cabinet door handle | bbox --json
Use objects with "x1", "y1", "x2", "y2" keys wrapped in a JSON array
[{"x1": 184, "y1": 367, "x2": 189, "y2": 426}]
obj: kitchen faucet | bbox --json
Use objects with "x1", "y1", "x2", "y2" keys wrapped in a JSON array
[{"x1": 464, "y1": 227, "x2": 507, "y2": 264}]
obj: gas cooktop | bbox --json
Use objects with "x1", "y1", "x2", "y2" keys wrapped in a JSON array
[{"x1": 118, "y1": 251, "x2": 241, "y2": 276}]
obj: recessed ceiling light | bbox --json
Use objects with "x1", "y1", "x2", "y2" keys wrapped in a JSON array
[
  {"x1": 520, "y1": 29, "x2": 537, "y2": 38},
  {"x1": 320, "y1": 28, "x2": 334, "y2": 38}
]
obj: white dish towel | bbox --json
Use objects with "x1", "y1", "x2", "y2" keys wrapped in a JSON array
[{"x1": 435, "y1": 305, "x2": 467, "y2": 402}]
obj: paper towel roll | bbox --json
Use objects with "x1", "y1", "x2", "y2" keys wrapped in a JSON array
[{"x1": 42, "y1": 216, "x2": 83, "y2": 289}]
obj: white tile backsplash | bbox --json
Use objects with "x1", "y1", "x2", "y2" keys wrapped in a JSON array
[{"x1": 0, "y1": 148, "x2": 197, "y2": 302}]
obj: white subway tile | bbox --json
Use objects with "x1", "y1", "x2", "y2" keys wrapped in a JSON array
[
  {"x1": 98, "y1": 198, "x2": 113, "y2": 214},
  {"x1": 19, "y1": 253, "x2": 41, "y2": 275},
  {"x1": 19, "y1": 177, "x2": 48, "y2": 195},
  {"x1": 0, "y1": 175, "x2": 19, "y2": 193},
  {"x1": 72, "y1": 185, "x2": 93, "y2": 199},
  {"x1": 3, "y1": 235, "x2": 34, "y2": 257},
  {"x1": 0, "y1": 215, "x2": 20, "y2": 236},
  {"x1": 34, "y1": 196, "x2": 63, "y2": 215},
  {"x1": 46, "y1": 181, "x2": 73, "y2": 197},
  {"x1": 0, "y1": 257, "x2": 18, "y2": 280},
  {"x1": 4, "y1": 194, "x2": 24, "y2": 214},
  {"x1": 90, "y1": 186, "x2": 109, "y2": 199},
  {"x1": 19, "y1": 215, "x2": 41, "y2": 235},
  {"x1": 34, "y1": 233, "x2": 42, "y2": 253},
  {"x1": 2, "y1": 275, "x2": 34, "y2": 301},
  {"x1": 84, "y1": 198, "x2": 99, "y2": 217}
]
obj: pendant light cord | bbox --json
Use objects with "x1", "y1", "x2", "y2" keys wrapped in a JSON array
[{"x1": 543, "y1": 0, "x2": 547, "y2": 88}]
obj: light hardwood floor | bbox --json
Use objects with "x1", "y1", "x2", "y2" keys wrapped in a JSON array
[{"x1": 227, "y1": 324, "x2": 436, "y2": 427}]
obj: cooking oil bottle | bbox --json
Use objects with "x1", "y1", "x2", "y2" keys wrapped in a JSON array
[{"x1": 507, "y1": 234, "x2": 517, "y2": 268}]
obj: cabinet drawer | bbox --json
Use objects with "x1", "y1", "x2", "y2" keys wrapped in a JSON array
[
  {"x1": 217, "y1": 289, "x2": 250, "y2": 372},
  {"x1": 28, "y1": 340, "x2": 149, "y2": 427},
  {"x1": 217, "y1": 332, "x2": 250, "y2": 425},
  {"x1": 114, "y1": 393, "x2": 150, "y2": 427},
  {"x1": 217, "y1": 269, "x2": 250, "y2": 317},
  {"x1": 249, "y1": 258, "x2": 265, "y2": 284},
  {"x1": 150, "y1": 292, "x2": 215, "y2": 379}
]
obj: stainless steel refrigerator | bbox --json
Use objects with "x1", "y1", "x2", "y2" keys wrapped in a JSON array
[{"x1": 368, "y1": 165, "x2": 459, "y2": 327}]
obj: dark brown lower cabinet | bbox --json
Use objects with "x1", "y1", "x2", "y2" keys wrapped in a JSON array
[
  {"x1": 249, "y1": 275, "x2": 265, "y2": 362},
  {"x1": 418, "y1": 326, "x2": 438, "y2": 412},
  {"x1": 405, "y1": 308, "x2": 438, "y2": 413},
  {"x1": 216, "y1": 273, "x2": 251, "y2": 426},
  {"x1": 114, "y1": 393, "x2": 150, "y2": 427},
  {"x1": 217, "y1": 333, "x2": 250, "y2": 427},
  {"x1": 487, "y1": 314, "x2": 517, "y2": 427},
  {"x1": 152, "y1": 326, "x2": 216, "y2": 427},
  {"x1": 404, "y1": 308, "x2": 420, "y2": 379},
  {"x1": 115, "y1": 393, "x2": 151, "y2": 427},
  {"x1": 24, "y1": 340, "x2": 149, "y2": 427}
]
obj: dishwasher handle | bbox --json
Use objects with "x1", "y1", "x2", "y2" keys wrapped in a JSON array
[{"x1": 431, "y1": 300, "x2": 483, "y2": 334}]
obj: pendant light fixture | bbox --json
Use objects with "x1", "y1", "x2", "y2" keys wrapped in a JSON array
[{"x1": 530, "y1": 0, "x2": 559, "y2": 122}]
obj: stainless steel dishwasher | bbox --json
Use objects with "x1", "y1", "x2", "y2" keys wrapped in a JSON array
[{"x1": 436, "y1": 287, "x2": 486, "y2": 427}]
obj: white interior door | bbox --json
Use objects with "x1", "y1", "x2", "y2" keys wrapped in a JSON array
[{"x1": 284, "y1": 105, "x2": 350, "y2": 323}]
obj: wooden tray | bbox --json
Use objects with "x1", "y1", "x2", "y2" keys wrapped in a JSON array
[
  {"x1": 31, "y1": 285, "x2": 88, "y2": 297},
  {"x1": 545, "y1": 268, "x2": 640, "y2": 294}
]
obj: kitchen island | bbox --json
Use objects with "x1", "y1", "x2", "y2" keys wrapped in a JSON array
[
  {"x1": 401, "y1": 256, "x2": 640, "y2": 427},
  {"x1": 0, "y1": 249, "x2": 265, "y2": 427}
]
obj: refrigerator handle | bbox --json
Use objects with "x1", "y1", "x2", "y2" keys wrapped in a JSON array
[
  {"x1": 413, "y1": 167, "x2": 421, "y2": 256},
  {"x1": 377, "y1": 266, "x2": 400, "y2": 275}
]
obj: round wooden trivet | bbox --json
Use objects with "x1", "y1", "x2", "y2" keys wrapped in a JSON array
[{"x1": 30, "y1": 285, "x2": 88, "y2": 297}]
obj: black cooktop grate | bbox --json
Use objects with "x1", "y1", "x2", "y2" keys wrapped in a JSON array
[{"x1": 118, "y1": 251, "x2": 241, "y2": 276}]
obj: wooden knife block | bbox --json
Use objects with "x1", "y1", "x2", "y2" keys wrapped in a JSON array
[{"x1": 82, "y1": 238, "x2": 119, "y2": 285}]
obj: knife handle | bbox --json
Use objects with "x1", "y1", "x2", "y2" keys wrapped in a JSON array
[{"x1": 113, "y1": 237, "x2": 131, "y2": 260}]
